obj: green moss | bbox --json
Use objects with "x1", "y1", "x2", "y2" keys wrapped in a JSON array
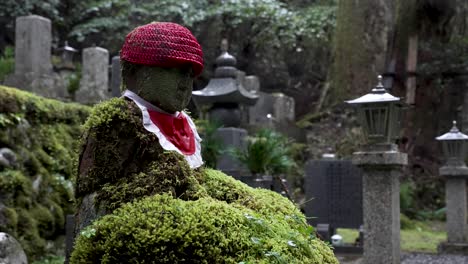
[
  {"x1": 96, "y1": 151, "x2": 198, "y2": 211},
  {"x1": 0, "y1": 85, "x2": 90, "y2": 125},
  {"x1": 30, "y1": 204, "x2": 56, "y2": 239},
  {"x1": 201, "y1": 168, "x2": 302, "y2": 218},
  {"x1": 0, "y1": 206, "x2": 18, "y2": 236},
  {"x1": 82, "y1": 98, "x2": 128, "y2": 131},
  {"x1": 0, "y1": 85, "x2": 90, "y2": 260},
  {"x1": 16, "y1": 208, "x2": 46, "y2": 259},
  {"x1": 71, "y1": 194, "x2": 337, "y2": 264},
  {"x1": 0, "y1": 170, "x2": 33, "y2": 203},
  {"x1": 73, "y1": 96, "x2": 337, "y2": 263}
]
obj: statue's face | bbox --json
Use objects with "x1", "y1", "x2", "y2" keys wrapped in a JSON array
[{"x1": 133, "y1": 65, "x2": 194, "y2": 113}]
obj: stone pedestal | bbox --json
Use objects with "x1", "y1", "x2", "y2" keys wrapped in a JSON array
[
  {"x1": 352, "y1": 146, "x2": 407, "y2": 264},
  {"x1": 76, "y1": 47, "x2": 110, "y2": 104},
  {"x1": 215, "y1": 127, "x2": 249, "y2": 178},
  {"x1": 438, "y1": 166, "x2": 468, "y2": 254}
]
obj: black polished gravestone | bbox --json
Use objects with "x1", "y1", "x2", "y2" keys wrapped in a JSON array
[{"x1": 304, "y1": 159, "x2": 363, "y2": 253}]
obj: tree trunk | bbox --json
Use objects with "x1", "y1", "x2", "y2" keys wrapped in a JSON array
[{"x1": 326, "y1": 0, "x2": 396, "y2": 105}]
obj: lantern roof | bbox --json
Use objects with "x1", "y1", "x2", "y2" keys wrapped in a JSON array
[
  {"x1": 192, "y1": 39, "x2": 258, "y2": 106},
  {"x1": 436, "y1": 121, "x2": 468, "y2": 141},
  {"x1": 57, "y1": 41, "x2": 78, "y2": 53},
  {"x1": 346, "y1": 75, "x2": 400, "y2": 105}
]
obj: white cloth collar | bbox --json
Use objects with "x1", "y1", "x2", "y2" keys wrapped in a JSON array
[{"x1": 123, "y1": 90, "x2": 203, "y2": 169}]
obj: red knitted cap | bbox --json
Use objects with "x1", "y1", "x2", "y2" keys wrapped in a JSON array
[{"x1": 120, "y1": 22, "x2": 204, "y2": 76}]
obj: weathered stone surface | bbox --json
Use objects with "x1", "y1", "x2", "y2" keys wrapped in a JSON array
[
  {"x1": 110, "y1": 56, "x2": 121, "y2": 97},
  {"x1": 3, "y1": 16, "x2": 68, "y2": 99},
  {"x1": 0, "y1": 232, "x2": 28, "y2": 264},
  {"x1": 5, "y1": 72, "x2": 67, "y2": 99},
  {"x1": 438, "y1": 242, "x2": 468, "y2": 255},
  {"x1": 14, "y1": 15, "x2": 52, "y2": 76},
  {"x1": 352, "y1": 150, "x2": 407, "y2": 167},
  {"x1": 445, "y1": 178, "x2": 468, "y2": 243},
  {"x1": 362, "y1": 167, "x2": 400, "y2": 264},
  {"x1": 74, "y1": 192, "x2": 106, "y2": 236},
  {"x1": 244, "y1": 75, "x2": 260, "y2": 93},
  {"x1": 215, "y1": 127, "x2": 249, "y2": 178},
  {"x1": 353, "y1": 150, "x2": 407, "y2": 264},
  {"x1": 76, "y1": 47, "x2": 110, "y2": 104},
  {"x1": 0, "y1": 148, "x2": 17, "y2": 168},
  {"x1": 248, "y1": 91, "x2": 295, "y2": 125},
  {"x1": 439, "y1": 166, "x2": 468, "y2": 177}
]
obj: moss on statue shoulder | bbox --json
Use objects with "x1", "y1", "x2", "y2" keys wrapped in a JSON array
[
  {"x1": 71, "y1": 194, "x2": 337, "y2": 264},
  {"x1": 82, "y1": 98, "x2": 129, "y2": 132}
]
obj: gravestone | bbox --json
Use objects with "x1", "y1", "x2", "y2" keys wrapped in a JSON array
[
  {"x1": 75, "y1": 46, "x2": 110, "y2": 104},
  {"x1": 5, "y1": 15, "x2": 66, "y2": 98},
  {"x1": 215, "y1": 127, "x2": 249, "y2": 178},
  {"x1": 304, "y1": 159, "x2": 363, "y2": 229},
  {"x1": 248, "y1": 92, "x2": 295, "y2": 125},
  {"x1": 14, "y1": 15, "x2": 52, "y2": 76},
  {"x1": 110, "y1": 56, "x2": 121, "y2": 97}
]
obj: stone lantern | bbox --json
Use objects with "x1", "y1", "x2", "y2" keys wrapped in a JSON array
[
  {"x1": 436, "y1": 120, "x2": 468, "y2": 167},
  {"x1": 346, "y1": 75, "x2": 402, "y2": 147},
  {"x1": 192, "y1": 39, "x2": 258, "y2": 127},
  {"x1": 347, "y1": 74, "x2": 407, "y2": 264},
  {"x1": 57, "y1": 41, "x2": 78, "y2": 70},
  {"x1": 192, "y1": 39, "x2": 258, "y2": 178},
  {"x1": 437, "y1": 121, "x2": 468, "y2": 253}
]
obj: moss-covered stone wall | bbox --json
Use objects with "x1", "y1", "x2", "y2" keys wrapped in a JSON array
[{"x1": 0, "y1": 85, "x2": 90, "y2": 260}]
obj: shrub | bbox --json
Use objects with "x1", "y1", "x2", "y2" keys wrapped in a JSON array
[{"x1": 230, "y1": 129, "x2": 295, "y2": 176}]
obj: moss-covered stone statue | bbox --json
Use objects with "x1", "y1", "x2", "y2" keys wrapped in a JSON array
[{"x1": 71, "y1": 22, "x2": 338, "y2": 264}]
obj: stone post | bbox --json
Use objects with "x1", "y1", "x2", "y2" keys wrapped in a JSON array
[
  {"x1": 352, "y1": 144, "x2": 407, "y2": 264},
  {"x1": 76, "y1": 46, "x2": 110, "y2": 104},
  {"x1": 110, "y1": 56, "x2": 121, "y2": 97},
  {"x1": 438, "y1": 166, "x2": 468, "y2": 254}
]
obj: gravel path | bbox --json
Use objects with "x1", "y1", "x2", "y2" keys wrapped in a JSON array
[{"x1": 337, "y1": 252, "x2": 468, "y2": 264}]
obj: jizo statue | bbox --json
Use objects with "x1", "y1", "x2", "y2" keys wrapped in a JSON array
[{"x1": 74, "y1": 22, "x2": 204, "y2": 232}]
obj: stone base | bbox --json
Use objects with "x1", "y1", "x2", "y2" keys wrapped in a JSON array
[
  {"x1": 438, "y1": 242, "x2": 468, "y2": 255},
  {"x1": 5, "y1": 72, "x2": 68, "y2": 99},
  {"x1": 352, "y1": 150, "x2": 407, "y2": 167},
  {"x1": 215, "y1": 127, "x2": 249, "y2": 177},
  {"x1": 439, "y1": 166, "x2": 468, "y2": 178}
]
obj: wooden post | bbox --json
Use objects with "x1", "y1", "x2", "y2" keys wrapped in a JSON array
[{"x1": 405, "y1": 35, "x2": 418, "y2": 105}]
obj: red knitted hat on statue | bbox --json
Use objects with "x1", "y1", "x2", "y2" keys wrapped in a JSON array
[{"x1": 120, "y1": 22, "x2": 204, "y2": 76}]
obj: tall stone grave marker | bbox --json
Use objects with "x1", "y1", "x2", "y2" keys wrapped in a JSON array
[
  {"x1": 14, "y1": 15, "x2": 52, "y2": 76},
  {"x1": 5, "y1": 15, "x2": 66, "y2": 98},
  {"x1": 76, "y1": 46, "x2": 110, "y2": 104}
]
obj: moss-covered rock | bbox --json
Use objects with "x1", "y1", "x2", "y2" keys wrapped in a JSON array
[
  {"x1": 0, "y1": 85, "x2": 90, "y2": 260},
  {"x1": 71, "y1": 194, "x2": 337, "y2": 264}
]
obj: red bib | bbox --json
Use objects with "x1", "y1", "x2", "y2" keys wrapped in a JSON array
[{"x1": 147, "y1": 110, "x2": 196, "y2": 155}]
